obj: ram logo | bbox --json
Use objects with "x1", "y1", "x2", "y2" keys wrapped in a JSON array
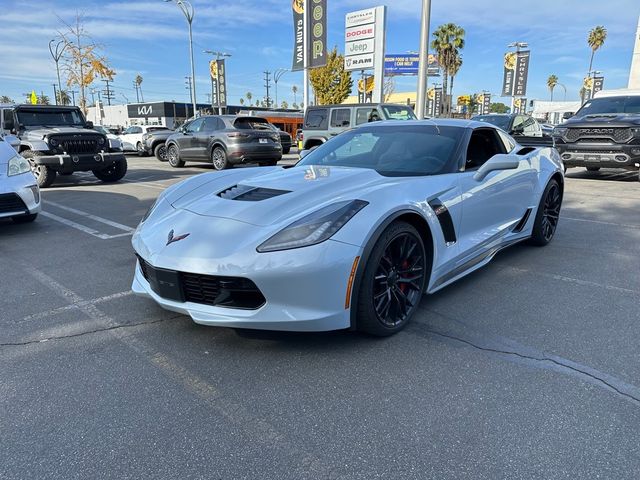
[{"x1": 137, "y1": 105, "x2": 152, "y2": 116}]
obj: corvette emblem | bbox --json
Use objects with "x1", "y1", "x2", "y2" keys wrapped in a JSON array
[{"x1": 166, "y1": 229, "x2": 190, "y2": 246}]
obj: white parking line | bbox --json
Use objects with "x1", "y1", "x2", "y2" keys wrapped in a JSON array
[
  {"x1": 562, "y1": 216, "x2": 640, "y2": 229},
  {"x1": 45, "y1": 201, "x2": 135, "y2": 232},
  {"x1": 19, "y1": 291, "x2": 134, "y2": 323},
  {"x1": 41, "y1": 210, "x2": 134, "y2": 240}
]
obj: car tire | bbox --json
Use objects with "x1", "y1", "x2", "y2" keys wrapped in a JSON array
[
  {"x1": 154, "y1": 143, "x2": 168, "y2": 162},
  {"x1": 212, "y1": 146, "x2": 228, "y2": 171},
  {"x1": 586, "y1": 166, "x2": 600, "y2": 172},
  {"x1": 93, "y1": 158, "x2": 128, "y2": 183},
  {"x1": 21, "y1": 150, "x2": 56, "y2": 188},
  {"x1": 356, "y1": 221, "x2": 428, "y2": 336},
  {"x1": 529, "y1": 179, "x2": 562, "y2": 247},
  {"x1": 283, "y1": 147, "x2": 291, "y2": 154},
  {"x1": 136, "y1": 142, "x2": 147, "y2": 157},
  {"x1": 12, "y1": 213, "x2": 38, "y2": 224},
  {"x1": 167, "y1": 144, "x2": 185, "y2": 168}
]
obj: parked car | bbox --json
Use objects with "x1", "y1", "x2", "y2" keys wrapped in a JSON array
[
  {"x1": 133, "y1": 119, "x2": 564, "y2": 336},
  {"x1": 165, "y1": 115, "x2": 282, "y2": 170},
  {"x1": 269, "y1": 125, "x2": 292, "y2": 154},
  {"x1": 0, "y1": 136, "x2": 41, "y2": 223},
  {"x1": 0, "y1": 104, "x2": 127, "y2": 188},
  {"x1": 472, "y1": 114, "x2": 554, "y2": 148},
  {"x1": 93, "y1": 125, "x2": 120, "y2": 142},
  {"x1": 553, "y1": 90, "x2": 640, "y2": 179},
  {"x1": 142, "y1": 129, "x2": 174, "y2": 161},
  {"x1": 119, "y1": 125, "x2": 173, "y2": 155},
  {"x1": 302, "y1": 103, "x2": 417, "y2": 150}
]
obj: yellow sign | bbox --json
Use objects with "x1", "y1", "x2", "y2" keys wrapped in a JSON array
[
  {"x1": 357, "y1": 76, "x2": 374, "y2": 94},
  {"x1": 457, "y1": 95, "x2": 471, "y2": 106},
  {"x1": 209, "y1": 60, "x2": 218, "y2": 80},
  {"x1": 292, "y1": 0, "x2": 303, "y2": 14},
  {"x1": 30, "y1": 90, "x2": 37, "y2": 105},
  {"x1": 427, "y1": 88, "x2": 435, "y2": 100},
  {"x1": 504, "y1": 52, "x2": 516, "y2": 71}
]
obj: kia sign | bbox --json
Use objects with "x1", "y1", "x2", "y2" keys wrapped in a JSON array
[
  {"x1": 345, "y1": 24, "x2": 375, "y2": 41},
  {"x1": 345, "y1": 53, "x2": 375, "y2": 71},
  {"x1": 345, "y1": 7, "x2": 375, "y2": 28}
]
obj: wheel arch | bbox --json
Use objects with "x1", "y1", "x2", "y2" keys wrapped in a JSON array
[
  {"x1": 208, "y1": 142, "x2": 227, "y2": 158},
  {"x1": 348, "y1": 209, "x2": 435, "y2": 330}
]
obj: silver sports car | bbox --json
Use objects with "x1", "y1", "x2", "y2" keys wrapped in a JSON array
[{"x1": 132, "y1": 120, "x2": 564, "y2": 336}]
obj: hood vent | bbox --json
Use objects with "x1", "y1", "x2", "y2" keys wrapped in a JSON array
[{"x1": 217, "y1": 184, "x2": 291, "y2": 201}]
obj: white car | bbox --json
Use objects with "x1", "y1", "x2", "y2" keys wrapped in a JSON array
[
  {"x1": 132, "y1": 119, "x2": 564, "y2": 336},
  {"x1": 0, "y1": 136, "x2": 41, "y2": 223},
  {"x1": 119, "y1": 125, "x2": 172, "y2": 156}
]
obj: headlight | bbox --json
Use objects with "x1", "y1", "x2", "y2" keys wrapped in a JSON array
[
  {"x1": 631, "y1": 127, "x2": 640, "y2": 138},
  {"x1": 7, "y1": 155, "x2": 31, "y2": 176},
  {"x1": 97, "y1": 136, "x2": 106, "y2": 146},
  {"x1": 552, "y1": 127, "x2": 568, "y2": 138},
  {"x1": 257, "y1": 200, "x2": 368, "y2": 253},
  {"x1": 48, "y1": 137, "x2": 59, "y2": 147}
]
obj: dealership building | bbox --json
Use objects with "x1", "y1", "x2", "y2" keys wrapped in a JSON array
[{"x1": 86, "y1": 101, "x2": 215, "y2": 129}]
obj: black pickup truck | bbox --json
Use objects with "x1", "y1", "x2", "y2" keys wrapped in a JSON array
[
  {"x1": 0, "y1": 104, "x2": 127, "y2": 187},
  {"x1": 552, "y1": 94, "x2": 640, "y2": 179}
]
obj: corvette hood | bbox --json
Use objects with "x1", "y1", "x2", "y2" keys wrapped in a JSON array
[{"x1": 171, "y1": 166, "x2": 386, "y2": 227}]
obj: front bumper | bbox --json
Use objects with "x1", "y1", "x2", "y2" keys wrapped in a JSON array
[
  {"x1": 0, "y1": 171, "x2": 41, "y2": 219},
  {"x1": 555, "y1": 142, "x2": 640, "y2": 169},
  {"x1": 35, "y1": 151, "x2": 126, "y2": 171},
  {"x1": 132, "y1": 218, "x2": 361, "y2": 331}
]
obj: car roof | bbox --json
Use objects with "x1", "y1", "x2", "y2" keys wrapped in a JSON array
[
  {"x1": 14, "y1": 104, "x2": 80, "y2": 110},
  {"x1": 364, "y1": 118, "x2": 489, "y2": 130},
  {"x1": 307, "y1": 103, "x2": 410, "y2": 109}
]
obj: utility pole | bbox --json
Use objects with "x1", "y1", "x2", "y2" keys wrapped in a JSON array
[
  {"x1": 49, "y1": 39, "x2": 66, "y2": 105},
  {"x1": 185, "y1": 76, "x2": 193, "y2": 109},
  {"x1": 52, "y1": 84, "x2": 58, "y2": 105},
  {"x1": 264, "y1": 70, "x2": 272, "y2": 108},
  {"x1": 415, "y1": 0, "x2": 432, "y2": 119},
  {"x1": 167, "y1": 0, "x2": 197, "y2": 117},
  {"x1": 101, "y1": 79, "x2": 114, "y2": 106},
  {"x1": 133, "y1": 81, "x2": 140, "y2": 103},
  {"x1": 70, "y1": 91, "x2": 77, "y2": 106},
  {"x1": 89, "y1": 88, "x2": 96, "y2": 106}
]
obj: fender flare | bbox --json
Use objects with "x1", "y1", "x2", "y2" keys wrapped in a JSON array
[
  {"x1": 348, "y1": 208, "x2": 435, "y2": 330},
  {"x1": 19, "y1": 140, "x2": 49, "y2": 152}
]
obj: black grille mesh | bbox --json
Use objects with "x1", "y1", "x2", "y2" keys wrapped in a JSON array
[
  {"x1": 0, "y1": 193, "x2": 28, "y2": 214},
  {"x1": 565, "y1": 128, "x2": 631, "y2": 143}
]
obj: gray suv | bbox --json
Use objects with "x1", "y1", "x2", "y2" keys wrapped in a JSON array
[
  {"x1": 165, "y1": 115, "x2": 282, "y2": 170},
  {"x1": 301, "y1": 103, "x2": 417, "y2": 150}
]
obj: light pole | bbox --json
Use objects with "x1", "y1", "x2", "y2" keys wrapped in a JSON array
[
  {"x1": 273, "y1": 68, "x2": 288, "y2": 109},
  {"x1": 507, "y1": 41, "x2": 528, "y2": 113},
  {"x1": 556, "y1": 82, "x2": 567, "y2": 101},
  {"x1": 166, "y1": 0, "x2": 197, "y2": 117},
  {"x1": 203, "y1": 50, "x2": 231, "y2": 115},
  {"x1": 49, "y1": 39, "x2": 66, "y2": 105},
  {"x1": 415, "y1": 0, "x2": 432, "y2": 119}
]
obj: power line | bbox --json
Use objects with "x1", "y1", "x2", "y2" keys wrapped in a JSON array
[
  {"x1": 263, "y1": 70, "x2": 271, "y2": 108},
  {"x1": 101, "y1": 79, "x2": 115, "y2": 106}
]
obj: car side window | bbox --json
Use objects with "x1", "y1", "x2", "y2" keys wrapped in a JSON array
[
  {"x1": 330, "y1": 108, "x2": 351, "y2": 128},
  {"x1": 511, "y1": 116, "x2": 526, "y2": 134},
  {"x1": 304, "y1": 109, "x2": 328, "y2": 129},
  {"x1": 465, "y1": 128, "x2": 507, "y2": 171},
  {"x1": 521, "y1": 117, "x2": 538, "y2": 136},
  {"x1": 215, "y1": 118, "x2": 226, "y2": 130},
  {"x1": 132, "y1": 126, "x2": 143, "y2": 134},
  {"x1": 355, "y1": 108, "x2": 375, "y2": 125},
  {"x1": 202, "y1": 117, "x2": 218, "y2": 132},
  {"x1": 186, "y1": 118, "x2": 204, "y2": 133}
]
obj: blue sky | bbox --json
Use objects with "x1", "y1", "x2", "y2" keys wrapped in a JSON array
[{"x1": 1, "y1": 0, "x2": 638, "y2": 107}]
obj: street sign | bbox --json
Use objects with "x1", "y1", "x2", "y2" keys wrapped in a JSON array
[{"x1": 344, "y1": 53, "x2": 375, "y2": 71}]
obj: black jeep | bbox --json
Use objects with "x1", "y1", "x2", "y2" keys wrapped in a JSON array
[{"x1": 0, "y1": 104, "x2": 127, "y2": 187}]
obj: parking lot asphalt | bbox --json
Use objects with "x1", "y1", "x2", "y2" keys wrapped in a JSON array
[{"x1": 1, "y1": 154, "x2": 639, "y2": 479}]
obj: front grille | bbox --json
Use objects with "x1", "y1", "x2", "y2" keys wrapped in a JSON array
[
  {"x1": 217, "y1": 184, "x2": 290, "y2": 201},
  {"x1": 565, "y1": 128, "x2": 631, "y2": 143},
  {"x1": 51, "y1": 135, "x2": 103, "y2": 154},
  {"x1": 137, "y1": 255, "x2": 266, "y2": 310},
  {"x1": 0, "y1": 193, "x2": 27, "y2": 214}
]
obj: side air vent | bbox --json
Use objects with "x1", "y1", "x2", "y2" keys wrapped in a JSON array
[
  {"x1": 217, "y1": 185, "x2": 291, "y2": 201},
  {"x1": 428, "y1": 198, "x2": 457, "y2": 245},
  {"x1": 512, "y1": 208, "x2": 533, "y2": 233}
]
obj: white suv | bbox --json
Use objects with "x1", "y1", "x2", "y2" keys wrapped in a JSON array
[{"x1": 119, "y1": 125, "x2": 172, "y2": 155}]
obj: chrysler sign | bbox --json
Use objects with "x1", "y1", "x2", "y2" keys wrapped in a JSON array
[{"x1": 345, "y1": 7, "x2": 375, "y2": 28}]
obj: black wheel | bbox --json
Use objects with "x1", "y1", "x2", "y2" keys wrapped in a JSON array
[
  {"x1": 530, "y1": 179, "x2": 562, "y2": 246},
  {"x1": 21, "y1": 150, "x2": 56, "y2": 188},
  {"x1": 12, "y1": 213, "x2": 38, "y2": 224},
  {"x1": 283, "y1": 147, "x2": 291, "y2": 154},
  {"x1": 586, "y1": 166, "x2": 600, "y2": 172},
  {"x1": 212, "y1": 146, "x2": 228, "y2": 170},
  {"x1": 154, "y1": 143, "x2": 168, "y2": 162},
  {"x1": 167, "y1": 144, "x2": 185, "y2": 168},
  {"x1": 93, "y1": 158, "x2": 128, "y2": 183},
  {"x1": 356, "y1": 221, "x2": 428, "y2": 336},
  {"x1": 136, "y1": 142, "x2": 147, "y2": 157}
]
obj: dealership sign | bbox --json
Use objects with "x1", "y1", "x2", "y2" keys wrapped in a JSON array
[
  {"x1": 345, "y1": 7, "x2": 375, "y2": 27},
  {"x1": 345, "y1": 53, "x2": 375, "y2": 70},
  {"x1": 290, "y1": 0, "x2": 327, "y2": 71},
  {"x1": 502, "y1": 50, "x2": 530, "y2": 97},
  {"x1": 384, "y1": 54, "x2": 439, "y2": 76}
]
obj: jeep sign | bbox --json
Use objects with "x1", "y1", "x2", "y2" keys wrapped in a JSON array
[{"x1": 346, "y1": 39, "x2": 374, "y2": 56}]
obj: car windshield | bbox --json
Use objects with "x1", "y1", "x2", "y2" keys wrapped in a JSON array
[
  {"x1": 16, "y1": 108, "x2": 85, "y2": 127},
  {"x1": 472, "y1": 115, "x2": 511, "y2": 130},
  {"x1": 297, "y1": 124, "x2": 463, "y2": 177},
  {"x1": 381, "y1": 105, "x2": 417, "y2": 121},
  {"x1": 94, "y1": 126, "x2": 109, "y2": 135},
  {"x1": 234, "y1": 118, "x2": 270, "y2": 129},
  {"x1": 575, "y1": 96, "x2": 640, "y2": 116}
]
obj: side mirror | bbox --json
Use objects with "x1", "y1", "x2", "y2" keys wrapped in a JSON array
[
  {"x1": 563, "y1": 112, "x2": 574, "y2": 120},
  {"x1": 299, "y1": 145, "x2": 318, "y2": 159},
  {"x1": 85, "y1": 121, "x2": 94, "y2": 129},
  {"x1": 473, "y1": 154, "x2": 520, "y2": 182}
]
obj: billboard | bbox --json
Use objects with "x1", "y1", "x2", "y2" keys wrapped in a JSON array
[
  {"x1": 291, "y1": 0, "x2": 304, "y2": 71},
  {"x1": 384, "y1": 54, "x2": 439, "y2": 76},
  {"x1": 210, "y1": 59, "x2": 227, "y2": 108},
  {"x1": 502, "y1": 50, "x2": 530, "y2": 97}
]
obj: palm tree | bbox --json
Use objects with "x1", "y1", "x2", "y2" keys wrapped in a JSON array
[
  {"x1": 37, "y1": 94, "x2": 50, "y2": 105},
  {"x1": 587, "y1": 26, "x2": 607, "y2": 74},
  {"x1": 547, "y1": 75, "x2": 559, "y2": 101},
  {"x1": 57, "y1": 90, "x2": 71, "y2": 105},
  {"x1": 135, "y1": 74, "x2": 144, "y2": 102},
  {"x1": 246, "y1": 92, "x2": 253, "y2": 106},
  {"x1": 239, "y1": 98, "x2": 245, "y2": 106},
  {"x1": 447, "y1": 53, "x2": 463, "y2": 105},
  {"x1": 431, "y1": 23, "x2": 465, "y2": 116},
  {"x1": 291, "y1": 85, "x2": 298, "y2": 105}
]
